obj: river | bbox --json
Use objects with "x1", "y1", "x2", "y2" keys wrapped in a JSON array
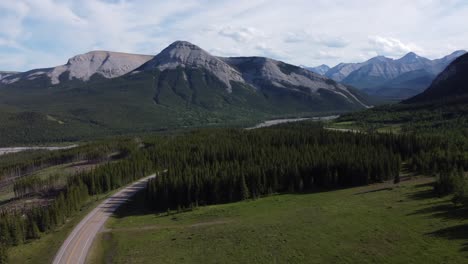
[
  {"x1": 247, "y1": 115, "x2": 339, "y2": 129},
  {"x1": 0, "y1": 145, "x2": 78, "y2": 156}
]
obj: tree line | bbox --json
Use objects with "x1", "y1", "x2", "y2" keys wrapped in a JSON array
[
  {"x1": 0, "y1": 137, "x2": 145, "y2": 263},
  {"x1": 0, "y1": 122, "x2": 465, "y2": 262},
  {"x1": 0, "y1": 137, "x2": 141, "y2": 182},
  {"x1": 144, "y1": 123, "x2": 459, "y2": 211}
]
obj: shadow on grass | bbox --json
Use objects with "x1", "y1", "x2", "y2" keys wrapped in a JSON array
[
  {"x1": 112, "y1": 189, "x2": 154, "y2": 218},
  {"x1": 111, "y1": 189, "x2": 197, "y2": 220},
  {"x1": 409, "y1": 203, "x2": 468, "y2": 220},
  {"x1": 354, "y1": 187, "x2": 393, "y2": 195},
  {"x1": 428, "y1": 224, "x2": 468, "y2": 252},
  {"x1": 406, "y1": 182, "x2": 468, "y2": 252},
  {"x1": 405, "y1": 182, "x2": 436, "y2": 200},
  {"x1": 112, "y1": 184, "x2": 338, "y2": 220}
]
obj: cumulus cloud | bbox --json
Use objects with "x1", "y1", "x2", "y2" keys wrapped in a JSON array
[
  {"x1": 367, "y1": 36, "x2": 423, "y2": 57},
  {"x1": 284, "y1": 31, "x2": 309, "y2": 43},
  {"x1": 316, "y1": 36, "x2": 350, "y2": 48},
  {"x1": 311, "y1": 50, "x2": 340, "y2": 60},
  {"x1": 0, "y1": 0, "x2": 467, "y2": 70},
  {"x1": 255, "y1": 42, "x2": 289, "y2": 60},
  {"x1": 284, "y1": 32, "x2": 349, "y2": 48},
  {"x1": 218, "y1": 26, "x2": 265, "y2": 43}
]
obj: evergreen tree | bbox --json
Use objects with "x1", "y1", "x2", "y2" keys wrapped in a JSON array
[
  {"x1": 0, "y1": 241, "x2": 8, "y2": 264},
  {"x1": 240, "y1": 174, "x2": 250, "y2": 200}
]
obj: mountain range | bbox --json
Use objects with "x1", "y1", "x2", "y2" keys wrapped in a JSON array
[
  {"x1": 0, "y1": 41, "x2": 371, "y2": 145},
  {"x1": 0, "y1": 51, "x2": 153, "y2": 85},
  {"x1": 405, "y1": 53, "x2": 468, "y2": 104},
  {"x1": 302, "y1": 64, "x2": 330, "y2": 75},
  {"x1": 306, "y1": 50, "x2": 466, "y2": 100}
]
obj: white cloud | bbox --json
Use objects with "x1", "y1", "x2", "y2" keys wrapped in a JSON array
[
  {"x1": 284, "y1": 31, "x2": 309, "y2": 43},
  {"x1": 284, "y1": 32, "x2": 349, "y2": 48},
  {"x1": 312, "y1": 50, "x2": 340, "y2": 60},
  {"x1": 218, "y1": 26, "x2": 264, "y2": 43},
  {"x1": 0, "y1": 0, "x2": 467, "y2": 70},
  {"x1": 367, "y1": 36, "x2": 423, "y2": 57},
  {"x1": 316, "y1": 36, "x2": 350, "y2": 48}
]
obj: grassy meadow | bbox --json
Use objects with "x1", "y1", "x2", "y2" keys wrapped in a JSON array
[{"x1": 89, "y1": 177, "x2": 468, "y2": 264}]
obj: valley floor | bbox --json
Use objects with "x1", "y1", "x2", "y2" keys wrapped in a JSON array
[{"x1": 88, "y1": 176, "x2": 468, "y2": 264}]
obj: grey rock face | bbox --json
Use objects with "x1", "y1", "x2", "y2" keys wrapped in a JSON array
[
  {"x1": 223, "y1": 56, "x2": 369, "y2": 108},
  {"x1": 325, "y1": 62, "x2": 365, "y2": 82},
  {"x1": 137, "y1": 41, "x2": 369, "y2": 107},
  {"x1": 303, "y1": 64, "x2": 330, "y2": 75},
  {"x1": 139, "y1": 41, "x2": 244, "y2": 92},
  {"x1": 326, "y1": 51, "x2": 467, "y2": 85},
  {"x1": 1, "y1": 51, "x2": 153, "y2": 85},
  {"x1": 323, "y1": 50, "x2": 466, "y2": 100},
  {"x1": 0, "y1": 71, "x2": 20, "y2": 81},
  {"x1": 0, "y1": 40, "x2": 370, "y2": 109}
]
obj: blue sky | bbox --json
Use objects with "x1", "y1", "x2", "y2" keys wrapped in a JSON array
[{"x1": 0, "y1": 0, "x2": 467, "y2": 71}]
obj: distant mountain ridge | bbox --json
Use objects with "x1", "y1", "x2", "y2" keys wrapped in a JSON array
[
  {"x1": 0, "y1": 71, "x2": 20, "y2": 81},
  {"x1": 136, "y1": 41, "x2": 245, "y2": 91},
  {"x1": 302, "y1": 64, "x2": 330, "y2": 75},
  {"x1": 1, "y1": 51, "x2": 153, "y2": 85},
  {"x1": 138, "y1": 41, "x2": 369, "y2": 108},
  {"x1": 305, "y1": 50, "x2": 466, "y2": 100},
  {"x1": 0, "y1": 41, "x2": 371, "y2": 145},
  {"x1": 405, "y1": 53, "x2": 468, "y2": 103},
  {"x1": 0, "y1": 41, "x2": 369, "y2": 109}
]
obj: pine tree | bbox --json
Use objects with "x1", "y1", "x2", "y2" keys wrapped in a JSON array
[
  {"x1": 26, "y1": 218, "x2": 40, "y2": 240},
  {"x1": 0, "y1": 241, "x2": 8, "y2": 264},
  {"x1": 240, "y1": 174, "x2": 250, "y2": 200}
]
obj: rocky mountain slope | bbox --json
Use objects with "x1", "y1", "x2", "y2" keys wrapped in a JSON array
[
  {"x1": 135, "y1": 41, "x2": 369, "y2": 108},
  {"x1": 0, "y1": 71, "x2": 20, "y2": 81},
  {"x1": 302, "y1": 64, "x2": 330, "y2": 75},
  {"x1": 1, "y1": 51, "x2": 153, "y2": 85},
  {"x1": 0, "y1": 41, "x2": 372, "y2": 145},
  {"x1": 136, "y1": 41, "x2": 244, "y2": 91},
  {"x1": 405, "y1": 53, "x2": 468, "y2": 103},
  {"x1": 307, "y1": 50, "x2": 466, "y2": 100}
]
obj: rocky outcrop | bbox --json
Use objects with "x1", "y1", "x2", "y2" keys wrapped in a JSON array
[
  {"x1": 136, "y1": 41, "x2": 369, "y2": 107},
  {"x1": 314, "y1": 50, "x2": 467, "y2": 100},
  {"x1": 0, "y1": 41, "x2": 371, "y2": 109},
  {"x1": 302, "y1": 64, "x2": 330, "y2": 75},
  {"x1": 325, "y1": 51, "x2": 466, "y2": 84},
  {"x1": 1, "y1": 51, "x2": 153, "y2": 85},
  {"x1": 138, "y1": 41, "x2": 244, "y2": 92},
  {"x1": 0, "y1": 71, "x2": 20, "y2": 81}
]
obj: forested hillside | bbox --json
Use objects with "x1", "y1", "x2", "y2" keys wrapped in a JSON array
[
  {"x1": 0, "y1": 122, "x2": 468, "y2": 262},
  {"x1": 2, "y1": 121, "x2": 466, "y2": 262},
  {"x1": 405, "y1": 53, "x2": 468, "y2": 104},
  {"x1": 0, "y1": 42, "x2": 372, "y2": 146}
]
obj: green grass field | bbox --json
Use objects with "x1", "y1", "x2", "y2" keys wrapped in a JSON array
[{"x1": 89, "y1": 177, "x2": 468, "y2": 264}]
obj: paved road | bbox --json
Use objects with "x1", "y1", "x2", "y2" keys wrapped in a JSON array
[{"x1": 52, "y1": 174, "x2": 156, "y2": 264}]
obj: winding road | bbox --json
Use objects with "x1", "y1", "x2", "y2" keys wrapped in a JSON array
[{"x1": 52, "y1": 174, "x2": 156, "y2": 264}]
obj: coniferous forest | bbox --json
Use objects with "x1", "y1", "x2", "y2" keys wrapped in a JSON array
[{"x1": 0, "y1": 122, "x2": 466, "y2": 262}]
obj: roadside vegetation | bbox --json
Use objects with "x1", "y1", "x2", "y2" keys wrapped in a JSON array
[
  {"x1": 0, "y1": 138, "x2": 144, "y2": 263},
  {"x1": 91, "y1": 176, "x2": 468, "y2": 264},
  {"x1": 334, "y1": 98, "x2": 468, "y2": 200},
  {"x1": 1, "y1": 119, "x2": 467, "y2": 263}
]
